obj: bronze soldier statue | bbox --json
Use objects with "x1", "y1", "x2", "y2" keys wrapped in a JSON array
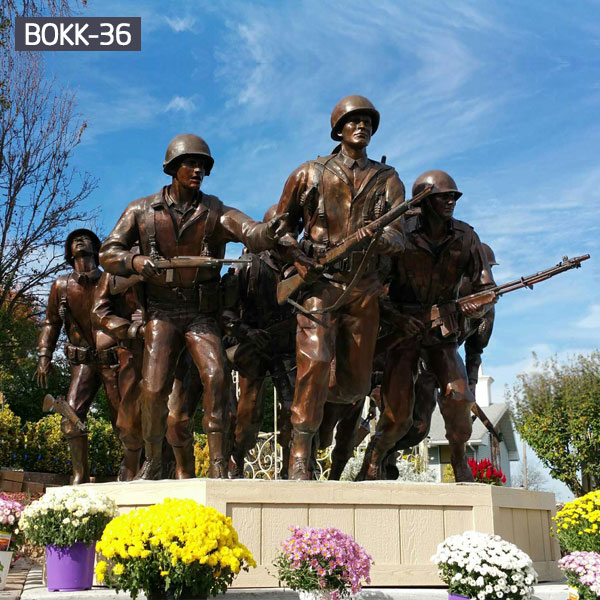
[
  {"x1": 36, "y1": 229, "x2": 121, "y2": 484},
  {"x1": 100, "y1": 134, "x2": 285, "y2": 479},
  {"x1": 358, "y1": 170, "x2": 496, "y2": 482},
  {"x1": 275, "y1": 95, "x2": 406, "y2": 480},
  {"x1": 92, "y1": 271, "x2": 203, "y2": 480},
  {"x1": 226, "y1": 204, "x2": 296, "y2": 479}
]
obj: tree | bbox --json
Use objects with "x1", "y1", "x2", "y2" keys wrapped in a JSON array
[
  {"x1": 509, "y1": 351, "x2": 600, "y2": 497},
  {"x1": 0, "y1": 50, "x2": 98, "y2": 314}
]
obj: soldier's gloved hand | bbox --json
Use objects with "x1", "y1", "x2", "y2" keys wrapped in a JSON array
[
  {"x1": 132, "y1": 255, "x2": 159, "y2": 279},
  {"x1": 246, "y1": 328, "x2": 271, "y2": 351},
  {"x1": 35, "y1": 357, "x2": 53, "y2": 389},
  {"x1": 291, "y1": 248, "x2": 323, "y2": 283},
  {"x1": 265, "y1": 212, "x2": 289, "y2": 243}
]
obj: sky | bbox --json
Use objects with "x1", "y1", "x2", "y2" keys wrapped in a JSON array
[{"x1": 27, "y1": 0, "x2": 600, "y2": 498}]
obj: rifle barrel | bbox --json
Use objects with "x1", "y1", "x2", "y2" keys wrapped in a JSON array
[{"x1": 494, "y1": 255, "x2": 590, "y2": 297}]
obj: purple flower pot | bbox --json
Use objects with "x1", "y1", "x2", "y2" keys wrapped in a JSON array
[
  {"x1": 45, "y1": 542, "x2": 96, "y2": 591},
  {"x1": 448, "y1": 594, "x2": 469, "y2": 600}
]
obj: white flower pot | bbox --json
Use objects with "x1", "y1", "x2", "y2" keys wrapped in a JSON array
[
  {"x1": 298, "y1": 591, "x2": 333, "y2": 600},
  {"x1": 568, "y1": 586, "x2": 580, "y2": 600},
  {"x1": 0, "y1": 550, "x2": 13, "y2": 591}
]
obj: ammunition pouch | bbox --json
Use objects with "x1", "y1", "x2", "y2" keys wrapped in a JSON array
[
  {"x1": 329, "y1": 250, "x2": 378, "y2": 274},
  {"x1": 64, "y1": 343, "x2": 94, "y2": 365},
  {"x1": 97, "y1": 347, "x2": 119, "y2": 367}
]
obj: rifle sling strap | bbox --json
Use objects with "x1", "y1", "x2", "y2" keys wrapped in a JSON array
[{"x1": 302, "y1": 235, "x2": 380, "y2": 315}]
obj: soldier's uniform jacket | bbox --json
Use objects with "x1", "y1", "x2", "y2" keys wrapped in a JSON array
[
  {"x1": 236, "y1": 252, "x2": 292, "y2": 330},
  {"x1": 92, "y1": 272, "x2": 143, "y2": 343},
  {"x1": 277, "y1": 150, "x2": 405, "y2": 277},
  {"x1": 39, "y1": 269, "x2": 102, "y2": 358},
  {"x1": 100, "y1": 188, "x2": 276, "y2": 302},
  {"x1": 388, "y1": 214, "x2": 494, "y2": 342}
]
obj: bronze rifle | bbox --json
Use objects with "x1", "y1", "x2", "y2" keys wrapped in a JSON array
[
  {"x1": 276, "y1": 184, "x2": 434, "y2": 305},
  {"x1": 431, "y1": 254, "x2": 590, "y2": 336}
]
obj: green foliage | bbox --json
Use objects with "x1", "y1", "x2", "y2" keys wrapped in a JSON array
[
  {"x1": 509, "y1": 351, "x2": 600, "y2": 497},
  {"x1": 20, "y1": 414, "x2": 71, "y2": 474},
  {"x1": 0, "y1": 404, "x2": 21, "y2": 468},
  {"x1": 1, "y1": 356, "x2": 72, "y2": 423},
  {"x1": 88, "y1": 418, "x2": 122, "y2": 478},
  {"x1": 554, "y1": 490, "x2": 600, "y2": 553},
  {"x1": 18, "y1": 413, "x2": 121, "y2": 476}
]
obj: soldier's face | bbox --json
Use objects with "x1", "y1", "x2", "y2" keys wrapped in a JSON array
[
  {"x1": 175, "y1": 157, "x2": 205, "y2": 191},
  {"x1": 427, "y1": 192, "x2": 458, "y2": 220},
  {"x1": 341, "y1": 113, "x2": 372, "y2": 148},
  {"x1": 71, "y1": 235, "x2": 94, "y2": 258}
]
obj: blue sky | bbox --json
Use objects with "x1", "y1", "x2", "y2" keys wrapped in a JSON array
[{"x1": 39, "y1": 1, "x2": 598, "y2": 497}]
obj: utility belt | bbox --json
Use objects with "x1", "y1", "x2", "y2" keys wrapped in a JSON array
[
  {"x1": 64, "y1": 344, "x2": 119, "y2": 366},
  {"x1": 299, "y1": 239, "x2": 378, "y2": 275},
  {"x1": 145, "y1": 279, "x2": 221, "y2": 314},
  {"x1": 329, "y1": 251, "x2": 378, "y2": 274}
]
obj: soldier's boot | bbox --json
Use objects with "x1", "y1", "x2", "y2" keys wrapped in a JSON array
[
  {"x1": 451, "y1": 454, "x2": 475, "y2": 483},
  {"x1": 172, "y1": 442, "x2": 196, "y2": 479},
  {"x1": 135, "y1": 442, "x2": 163, "y2": 480},
  {"x1": 118, "y1": 448, "x2": 142, "y2": 482},
  {"x1": 207, "y1": 432, "x2": 228, "y2": 479},
  {"x1": 382, "y1": 451, "x2": 400, "y2": 480},
  {"x1": 288, "y1": 431, "x2": 314, "y2": 481},
  {"x1": 355, "y1": 436, "x2": 387, "y2": 481},
  {"x1": 68, "y1": 436, "x2": 90, "y2": 485},
  {"x1": 228, "y1": 448, "x2": 246, "y2": 479},
  {"x1": 280, "y1": 444, "x2": 291, "y2": 480}
]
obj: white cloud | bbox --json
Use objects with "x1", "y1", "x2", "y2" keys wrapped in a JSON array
[
  {"x1": 164, "y1": 16, "x2": 197, "y2": 32},
  {"x1": 164, "y1": 96, "x2": 197, "y2": 113},
  {"x1": 576, "y1": 304, "x2": 600, "y2": 329}
]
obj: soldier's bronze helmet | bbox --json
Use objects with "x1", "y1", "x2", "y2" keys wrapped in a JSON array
[
  {"x1": 482, "y1": 243, "x2": 498, "y2": 266},
  {"x1": 263, "y1": 203, "x2": 279, "y2": 223},
  {"x1": 412, "y1": 170, "x2": 463, "y2": 200},
  {"x1": 163, "y1": 134, "x2": 214, "y2": 176},
  {"x1": 330, "y1": 95, "x2": 380, "y2": 141},
  {"x1": 64, "y1": 228, "x2": 101, "y2": 266}
]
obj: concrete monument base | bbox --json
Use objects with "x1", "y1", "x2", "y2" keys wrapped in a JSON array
[{"x1": 84, "y1": 479, "x2": 561, "y2": 588}]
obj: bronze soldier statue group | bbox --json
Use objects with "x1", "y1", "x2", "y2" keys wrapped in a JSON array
[{"x1": 36, "y1": 95, "x2": 588, "y2": 483}]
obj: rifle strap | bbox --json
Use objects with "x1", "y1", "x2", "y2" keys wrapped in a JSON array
[
  {"x1": 146, "y1": 194, "x2": 165, "y2": 259},
  {"x1": 201, "y1": 194, "x2": 223, "y2": 257},
  {"x1": 303, "y1": 158, "x2": 329, "y2": 245},
  {"x1": 307, "y1": 234, "x2": 380, "y2": 315}
]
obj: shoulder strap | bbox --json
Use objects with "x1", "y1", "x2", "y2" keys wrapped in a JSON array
[
  {"x1": 146, "y1": 192, "x2": 166, "y2": 259},
  {"x1": 200, "y1": 194, "x2": 224, "y2": 256}
]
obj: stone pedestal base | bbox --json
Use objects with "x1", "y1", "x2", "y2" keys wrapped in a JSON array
[{"x1": 84, "y1": 479, "x2": 561, "y2": 587}]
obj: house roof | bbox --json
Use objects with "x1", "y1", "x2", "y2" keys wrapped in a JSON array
[{"x1": 427, "y1": 402, "x2": 519, "y2": 461}]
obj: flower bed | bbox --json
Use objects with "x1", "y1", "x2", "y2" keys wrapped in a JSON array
[
  {"x1": 96, "y1": 498, "x2": 256, "y2": 599},
  {"x1": 431, "y1": 530, "x2": 537, "y2": 600},
  {"x1": 274, "y1": 526, "x2": 372, "y2": 600},
  {"x1": 554, "y1": 490, "x2": 600, "y2": 553},
  {"x1": 468, "y1": 458, "x2": 506, "y2": 485}
]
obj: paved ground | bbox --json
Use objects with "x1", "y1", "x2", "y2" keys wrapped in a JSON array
[
  {"x1": 0, "y1": 559, "x2": 34, "y2": 600},
  {"x1": 18, "y1": 567, "x2": 569, "y2": 600}
]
